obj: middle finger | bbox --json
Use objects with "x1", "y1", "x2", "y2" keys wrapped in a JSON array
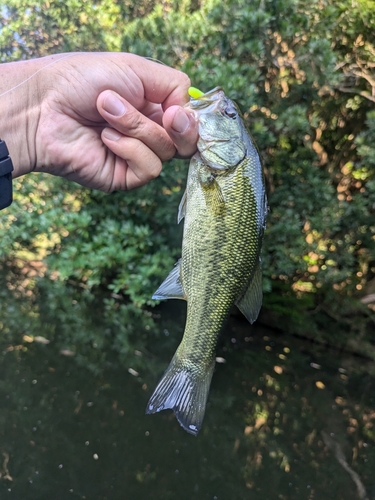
[{"x1": 97, "y1": 90, "x2": 176, "y2": 161}]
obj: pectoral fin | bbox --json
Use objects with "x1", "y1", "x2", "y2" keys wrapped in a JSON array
[
  {"x1": 152, "y1": 259, "x2": 186, "y2": 300},
  {"x1": 211, "y1": 179, "x2": 225, "y2": 211},
  {"x1": 235, "y1": 261, "x2": 263, "y2": 324},
  {"x1": 201, "y1": 177, "x2": 225, "y2": 216}
]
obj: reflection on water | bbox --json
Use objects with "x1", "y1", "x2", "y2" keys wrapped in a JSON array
[{"x1": 0, "y1": 300, "x2": 374, "y2": 500}]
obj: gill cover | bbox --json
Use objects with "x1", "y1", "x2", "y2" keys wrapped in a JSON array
[{"x1": 188, "y1": 88, "x2": 247, "y2": 170}]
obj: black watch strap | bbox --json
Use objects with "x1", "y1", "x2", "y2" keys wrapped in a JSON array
[{"x1": 0, "y1": 140, "x2": 14, "y2": 210}]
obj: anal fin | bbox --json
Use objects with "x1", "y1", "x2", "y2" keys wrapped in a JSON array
[
  {"x1": 235, "y1": 261, "x2": 263, "y2": 324},
  {"x1": 152, "y1": 259, "x2": 186, "y2": 300}
]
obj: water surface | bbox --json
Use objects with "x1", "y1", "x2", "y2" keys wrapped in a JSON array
[{"x1": 0, "y1": 301, "x2": 374, "y2": 500}]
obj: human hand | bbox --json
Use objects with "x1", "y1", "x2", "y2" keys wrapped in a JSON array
[{"x1": 0, "y1": 52, "x2": 198, "y2": 191}]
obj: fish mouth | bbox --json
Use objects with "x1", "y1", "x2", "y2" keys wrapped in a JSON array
[{"x1": 187, "y1": 86, "x2": 225, "y2": 111}]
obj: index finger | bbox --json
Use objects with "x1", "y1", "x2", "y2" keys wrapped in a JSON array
[{"x1": 124, "y1": 54, "x2": 191, "y2": 109}]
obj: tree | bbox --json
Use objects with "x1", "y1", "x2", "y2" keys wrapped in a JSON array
[{"x1": 0, "y1": 0, "x2": 374, "y2": 352}]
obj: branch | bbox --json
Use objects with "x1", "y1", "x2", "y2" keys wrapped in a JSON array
[
  {"x1": 336, "y1": 85, "x2": 375, "y2": 103},
  {"x1": 321, "y1": 431, "x2": 368, "y2": 500}
]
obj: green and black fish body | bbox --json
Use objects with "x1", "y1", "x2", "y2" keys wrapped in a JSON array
[{"x1": 146, "y1": 87, "x2": 267, "y2": 436}]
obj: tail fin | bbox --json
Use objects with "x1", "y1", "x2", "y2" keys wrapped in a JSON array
[{"x1": 146, "y1": 354, "x2": 215, "y2": 436}]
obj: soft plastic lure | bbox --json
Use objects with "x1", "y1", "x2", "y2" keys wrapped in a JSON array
[{"x1": 188, "y1": 87, "x2": 204, "y2": 99}]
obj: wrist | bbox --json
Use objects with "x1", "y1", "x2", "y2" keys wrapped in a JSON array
[
  {"x1": 0, "y1": 140, "x2": 14, "y2": 209},
  {"x1": 0, "y1": 59, "x2": 42, "y2": 178}
]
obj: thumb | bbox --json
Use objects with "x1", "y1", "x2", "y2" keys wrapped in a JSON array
[{"x1": 163, "y1": 106, "x2": 198, "y2": 158}]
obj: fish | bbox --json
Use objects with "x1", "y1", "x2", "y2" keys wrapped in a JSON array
[{"x1": 146, "y1": 87, "x2": 268, "y2": 435}]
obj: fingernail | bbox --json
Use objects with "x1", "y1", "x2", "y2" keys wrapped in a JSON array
[
  {"x1": 102, "y1": 127, "x2": 122, "y2": 141},
  {"x1": 172, "y1": 109, "x2": 190, "y2": 133},
  {"x1": 103, "y1": 92, "x2": 126, "y2": 116}
]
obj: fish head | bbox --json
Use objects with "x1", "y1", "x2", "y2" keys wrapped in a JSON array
[{"x1": 186, "y1": 87, "x2": 247, "y2": 171}]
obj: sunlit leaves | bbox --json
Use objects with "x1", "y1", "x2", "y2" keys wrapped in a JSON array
[{"x1": 1, "y1": 0, "x2": 374, "y2": 338}]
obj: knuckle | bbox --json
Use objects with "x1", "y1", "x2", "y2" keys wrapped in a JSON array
[
  {"x1": 147, "y1": 158, "x2": 162, "y2": 181},
  {"x1": 155, "y1": 134, "x2": 175, "y2": 160},
  {"x1": 124, "y1": 109, "x2": 145, "y2": 132},
  {"x1": 177, "y1": 70, "x2": 191, "y2": 89},
  {"x1": 183, "y1": 73, "x2": 192, "y2": 89}
]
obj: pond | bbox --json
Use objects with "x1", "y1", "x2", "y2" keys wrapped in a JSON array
[{"x1": 0, "y1": 295, "x2": 374, "y2": 500}]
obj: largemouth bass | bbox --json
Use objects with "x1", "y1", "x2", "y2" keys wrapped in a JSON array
[{"x1": 146, "y1": 87, "x2": 267, "y2": 435}]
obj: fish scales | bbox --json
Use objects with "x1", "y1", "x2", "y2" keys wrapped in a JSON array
[
  {"x1": 180, "y1": 158, "x2": 261, "y2": 363},
  {"x1": 146, "y1": 87, "x2": 267, "y2": 435}
]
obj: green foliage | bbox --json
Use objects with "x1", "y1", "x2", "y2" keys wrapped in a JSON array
[
  {"x1": 121, "y1": 0, "x2": 375, "y2": 315},
  {"x1": 0, "y1": 0, "x2": 123, "y2": 59},
  {"x1": 0, "y1": 0, "x2": 374, "y2": 348},
  {"x1": 1, "y1": 163, "x2": 186, "y2": 303}
]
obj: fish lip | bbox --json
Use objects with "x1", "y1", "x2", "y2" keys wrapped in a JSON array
[{"x1": 186, "y1": 86, "x2": 225, "y2": 111}]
